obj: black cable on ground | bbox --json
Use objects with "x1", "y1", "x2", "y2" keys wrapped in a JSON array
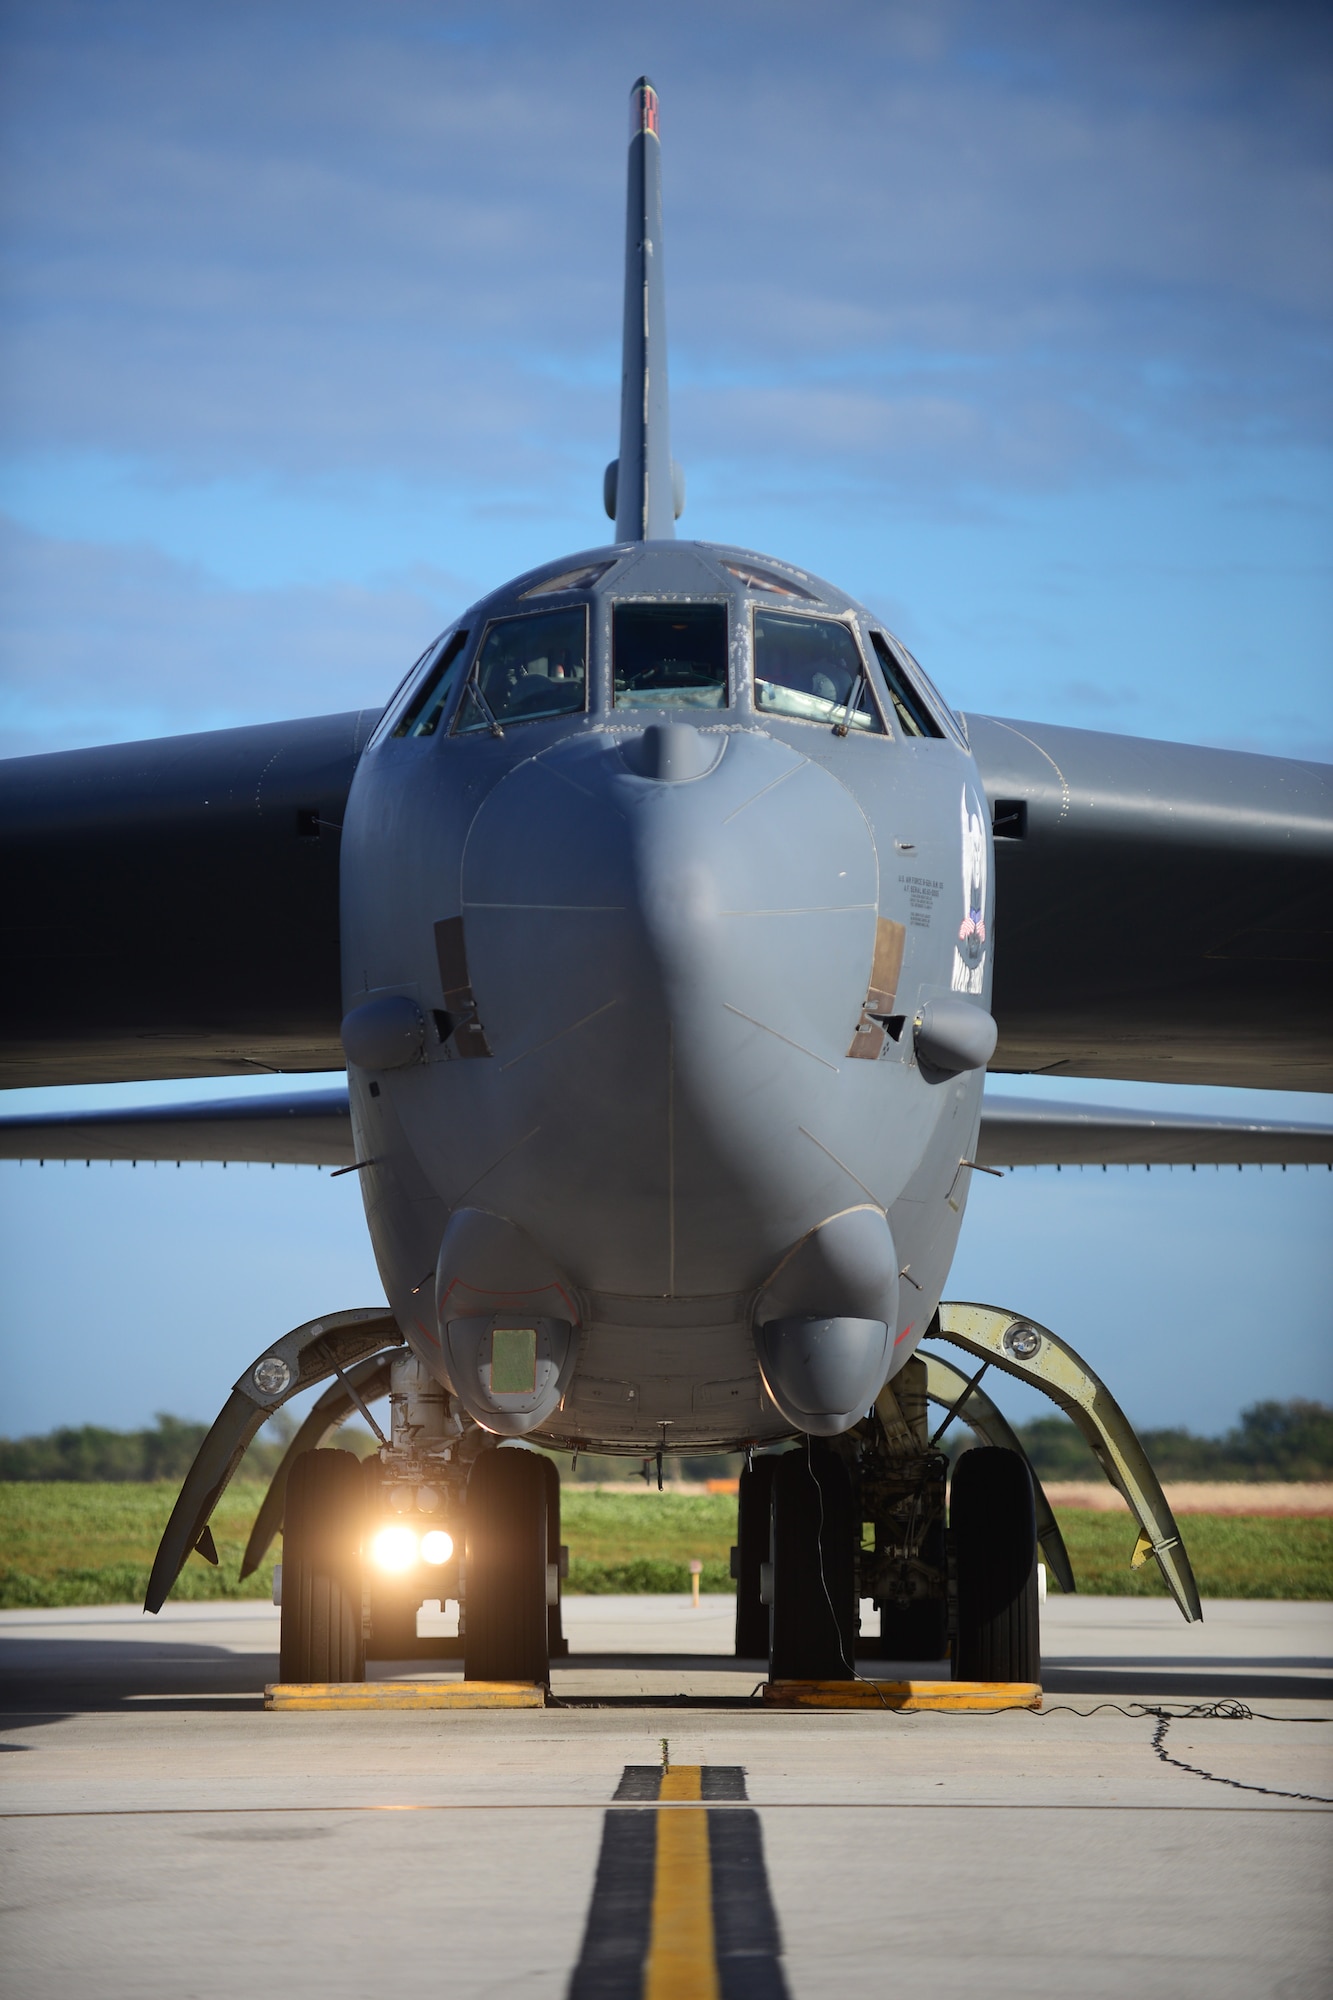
[{"x1": 741, "y1": 1685, "x2": 1333, "y2": 1802}]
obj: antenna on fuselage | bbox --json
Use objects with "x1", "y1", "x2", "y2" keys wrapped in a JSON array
[{"x1": 605, "y1": 76, "x2": 683, "y2": 542}]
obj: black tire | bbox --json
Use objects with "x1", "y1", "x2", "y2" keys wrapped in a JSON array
[
  {"x1": 464, "y1": 1448, "x2": 551, "y2": 1684},
  {"x1": 769, "y1": 1443, "x2": 857, "y2": 1680},
  {"x1": 538, "y1": 1453, "x2": 568, "y2": 1660},
  {"x1": 951, "y1": 1446, "x2": 1040, "y2": 1682},
  {"x1": 279, "y1": 1449, "x2": 367, "y2": 1684},
  {"x1": 734, "y1": 1455, "x2": 779, "y2": 1657}
]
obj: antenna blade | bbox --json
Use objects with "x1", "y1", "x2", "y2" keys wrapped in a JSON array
[{"x1": 614, "y1": 77, "x2": 676, "y2": 542}]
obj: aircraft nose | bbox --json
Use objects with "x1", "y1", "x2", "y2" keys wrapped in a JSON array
[{"x1": 457, "y1": 724, "x2": 883, "y2": 1288}]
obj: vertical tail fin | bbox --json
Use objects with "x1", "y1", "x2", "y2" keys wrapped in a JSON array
[{"x1": 607, "y1": 77, "x2": 682, "y2": 541}]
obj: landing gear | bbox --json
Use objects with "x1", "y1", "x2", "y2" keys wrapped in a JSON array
[
  {"x1": 733, "y1": 1454, "x2": 779, "y2": 1657},
  {"x1": 278, "y1": 1449, "x2": 367, "y2": 1684},
  {"x1": 951, "y1": 1446, "x2": 1039, "y2": 1682},
  {"x1": 538, "y1": 1452, "x2": 569, "y2": 1661},
  {"x1": 464, "y1": 1448, "x2": 552, "y2": 1684},
  {"x1": 875, "y1": 1461, "x2": 949, "y2": 1666},
  {"x1": 768, "y1": 1443, "x2": 857, "y2": 1679},
  {"x1": 858, "y1": 1359, "x2": 950, "y2": 1665}
]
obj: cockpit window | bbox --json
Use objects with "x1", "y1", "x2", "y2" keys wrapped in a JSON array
[
  {"x1": 613, "y1": 602, "x2": 729, "y2": 708},
  {"x1": 518, "y1": 560, "x2": 616, "y2": 599},
  {"x1": 721, "y1": 559, "x2": 819, "y2": 602},
  {"x1": 393, "y1": 628, "x2": 470, "y2": 738},
  {"x1": 455, "y1": 606, "x2": 587, "y2": 733},
  {"x1": 753, "y1": 611, "x2": 884, "y2": 733},
  {"x1": 890, "y1": 636, "x2": 965, "y2": 745},
  {"x1": 869, "y1": 633, "x2": 945, "y2": 740}
]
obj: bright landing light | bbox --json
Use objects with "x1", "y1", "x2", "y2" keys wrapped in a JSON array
[
  {"x1": 421, "y1": 1530, "x2": 454, "y2": 1565},
  {"x1": 371, "y1": 1524, "x2": 419, "y2": 1573}
]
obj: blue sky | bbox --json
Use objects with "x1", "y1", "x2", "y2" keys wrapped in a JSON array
[{"x1": 1, "y1": 0, "x2": 1329, "y2": 1437}]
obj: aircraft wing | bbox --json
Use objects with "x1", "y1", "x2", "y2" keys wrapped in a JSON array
[
  {"x1": 0, "y1": 710, "x2": 381, "y2": 1089},
  {"x1": 975, "y1": 1096, "x2": 1333, "y2": 1168},
  {"x1": 2, "y1": 705, "x2": 1329, "y2": 1095},
  {"x1": 966, "y1": 715, "x2": 1332, "y2": 1092},
  {"x1": 1, "y1": 1085, "x2": 1327, "y2": 1169},
  {"x1": 0, "y1": 1086, "x2": 355, "y2": 1166}
]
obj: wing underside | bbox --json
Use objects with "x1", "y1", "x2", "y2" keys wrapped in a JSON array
[
  {"x1": 1, "y1": 708, "x2": 1328, "y2": 1094},
  {"x1": 966, "y1": 714, "x2": 1332, "y2": 1092},
  {"x1": 1, "y1": 1086, "x2": 1326, "y2": 1168}
]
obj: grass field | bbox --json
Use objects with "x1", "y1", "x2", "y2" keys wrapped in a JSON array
[{"x1": 1, "y1": 1482, "x2": 1329, "y2": 1609}]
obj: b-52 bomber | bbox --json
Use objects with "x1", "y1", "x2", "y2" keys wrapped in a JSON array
[{"x1": 2, "y1": 80, "x2": 1330, "y2": 1689}]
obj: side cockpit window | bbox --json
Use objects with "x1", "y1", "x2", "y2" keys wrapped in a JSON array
[
  {"x1": 456, "y1": 606, "x2": 587, "y2": 733},
  {"x1": 869, "y1": 632, "x2": 946, "y2": 740},
  {"x1": 754, "y1": 611, "x2": 884, "y2": 732},
  {"x1": 613, "y1": 602, "x2": 729, "y2": 708},
  {"x1": 393, "y1": 628, "x2": 470, "y2": 738}
]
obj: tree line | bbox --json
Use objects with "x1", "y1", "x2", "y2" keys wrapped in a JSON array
[{"x1": 0, "y1": 1400, "x2": 1328, "y2": 1483}]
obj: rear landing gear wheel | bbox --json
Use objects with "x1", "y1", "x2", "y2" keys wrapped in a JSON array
[
  {"x1": 464, "y1": 1448, "x2": 551, "y2": 1684},
  {"x1": 769, "y1": 1443, "x2": 856, "y2": 1680},
  {"x1": 279, "y1": 1449, "x2": 367, "y2": 1684},
  {"x1": 951, "y1": 1446, "x2": 1040, "y2": 1682},
  {"x1": 734, "y1": 1454, "x2": 779, "y2": 1658}
]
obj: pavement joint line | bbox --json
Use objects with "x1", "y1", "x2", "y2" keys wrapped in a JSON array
[{"x1": 1, "y1": 1801, "x2": 1328, "y2": 1819}]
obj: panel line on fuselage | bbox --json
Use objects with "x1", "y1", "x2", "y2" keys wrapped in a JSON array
[
  {"x1": 797, "y1": 1123, "x2": 887, "y2": 1210},
  {"x1": 722, "y1": 1004, "x2": 841, "y2": 1074},
  {"x1": 445, "y1": 1124, "x2": 542, "y2": 1208},
  {"x1": 720, "y1": 755, "x2": 808, "y2": 825},
  {"x1": 497, "y1": 998, "x2": 624, "y2": 1074}
]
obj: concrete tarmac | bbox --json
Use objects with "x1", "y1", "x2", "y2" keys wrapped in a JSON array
[{"x1": 2, "y1": 1596, "x2": 1330, "y2": 1998}]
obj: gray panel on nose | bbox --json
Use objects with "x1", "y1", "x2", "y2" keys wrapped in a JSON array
[
  {"x1": 619, "y1": 722, "x2": 723, "y2": 782},
  {"x1": 453, "y1": 726, "x2": 895, "y2": 1304}
]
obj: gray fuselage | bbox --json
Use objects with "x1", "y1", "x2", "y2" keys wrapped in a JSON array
[{"x1": 340, "y1": 538, "x2": 995, "y2": 1452}]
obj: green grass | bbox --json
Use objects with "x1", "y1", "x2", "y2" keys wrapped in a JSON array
[
  {"x1": 1052, "y1": 1509, "x2": 1332, "y2": 1602},
  {"x1": 1, "y1": 1483, "x2": 1328, "y2": 1608},
  {"x1": 0, "y1": 1479, "x2": 277, "y2": 1608}
]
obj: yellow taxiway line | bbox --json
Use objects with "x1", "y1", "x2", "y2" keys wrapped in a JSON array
[{"x1": 645, "y1": 1765, "x2": 719, "y2": 2000}]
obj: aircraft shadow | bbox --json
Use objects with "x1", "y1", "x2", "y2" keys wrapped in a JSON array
[
  {"x1": 0, "y1": 1636, "x2": 277, "y2": 1723},
  {"x1": 2, "y1": 1639, "x2": 1328, "y2": 1723}
]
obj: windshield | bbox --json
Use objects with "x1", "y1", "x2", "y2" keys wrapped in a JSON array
[
  {"x1": 393, "y1": 628, "x2": 470, "y2": 738},
  {"x1": 456, "y1": 607, "x2": 587, "y2": 732},
  {"x1": 869, "y1": 633, "x2": 945, "y2": 739},
  {"x1": 613, "y1": 602, "x2": 729, "y2": 708},
  {"x1": 753, "y1": 612, "x2": 883, "y2": 732}
]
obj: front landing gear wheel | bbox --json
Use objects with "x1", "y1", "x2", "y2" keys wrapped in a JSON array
[
  {"x1": 279, "y1": 1449, "x2": 367, "y2": 1684},
  {"x1": 951, "y1": 1446, "x2": 1039, "y2": 1682},
  {"x1": 464, "y1": 1448, "x2": 550, "y2": 1684},
  {"x1": 769, "y1": 1443, "x2": 856, "y2": 1680}
]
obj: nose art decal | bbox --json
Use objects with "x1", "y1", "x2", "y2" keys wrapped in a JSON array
[{"x1": 951, "y1": 786, "x2": 989, "y2": 997}]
